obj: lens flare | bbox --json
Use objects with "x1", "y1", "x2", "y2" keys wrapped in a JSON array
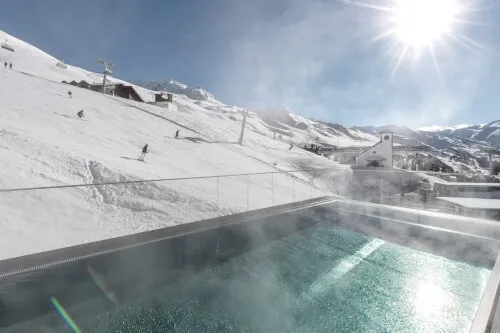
[
  {"x1": 50, "y1": 297, "x2": 82, "y2": 333},
  {"x1": 350, "y1": 0, "x2": 485, "y2": 77},
  {"x1": 392, "y1": 0, "x2": 458, "y2": 48}
]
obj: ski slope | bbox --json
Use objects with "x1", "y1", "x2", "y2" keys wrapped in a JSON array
[{"x1": 0, "y1": 30, "x2": 359, "y2": 260}]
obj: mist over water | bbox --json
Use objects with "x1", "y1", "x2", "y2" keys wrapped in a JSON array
[{"x1": 38, "y1": 224, "x2": 489, "y2": 333}]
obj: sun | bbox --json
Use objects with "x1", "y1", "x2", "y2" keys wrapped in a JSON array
[
  {"x1": 350, "y1": 0, "x2": 483, "y2": 77},
  {"x1": 392, "y1": 0, "x2": 459, "y2": 48}
]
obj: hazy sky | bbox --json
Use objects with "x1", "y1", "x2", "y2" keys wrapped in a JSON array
[{"x1": 0, "y1": 0, "x2": 498, "y2": 127}]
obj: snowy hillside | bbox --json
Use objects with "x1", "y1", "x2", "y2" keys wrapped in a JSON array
[
  {"x1": 135, "y1": 80, "x2": 216, "y2": 102},
  {"x1": 249, "y1": 107, "x2": 377, "y2": 148},
  {"x1": 0, "y1": 30, "x2": 156, "y2": 103},
  {"x1": 355, "y1": 124, "x2": 500, "y2": 174},
  {"x1": 0, "y1": 29, "x2": 357, "y2": 260},
  {"x1": 1, "y1": 28, "x2": 499, "y2": 260},
  {"x1": 418, "y1": 124, "x2": 477, "y2": 132},
  {"x1": 418, "y1": 121, "x2": 500, "y2": 146}
]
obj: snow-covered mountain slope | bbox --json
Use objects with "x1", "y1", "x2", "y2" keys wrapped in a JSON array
[
  {"x1": 418, "y1": 124, "x2": 476, "y2": 132},
  {"x1": 0, "y1": 68, "x2": 344, "y2": 260},
  {"x1": 471, "y1": 121, "x2": 500, "y2": 145},
  {"x1": 133, "y1": 83, "x2": 379, "y2": 149},
  {"x1": 355, "y1": 124, "x2": 499, "y2": 174},
  {"x1": 1, "y1": 28, "x2": 498, "y2": 260},
  {"x1": 0, "y1": 30, "x2": 156, "y2": 103},
  {"x1": 135, "y1": 80, "x2": 216, "y2": 102},
  {"x1": 418, "y1": 121, "x2": 500, "y2": 146},
  {"x1": 249, "y1": 107, "x2": 377, "y2": 148},
  {"x1": 0, "y1": 30, "x2": 356, "y2": 260}
]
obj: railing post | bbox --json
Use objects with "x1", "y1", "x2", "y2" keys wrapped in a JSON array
[
  {"x1": 271, "y1": 173, "x2": 274, "y2": 206},
  {"x1": 216, "y1": 176, "x2": 219, "y2": 214},
  {"x1": 246, "y1": 175, "x2": 250, "y2": 211}
]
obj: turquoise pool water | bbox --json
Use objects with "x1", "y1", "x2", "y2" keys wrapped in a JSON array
[{"x1": 46, "y1": 225, "x2": 491, "y2": 332}]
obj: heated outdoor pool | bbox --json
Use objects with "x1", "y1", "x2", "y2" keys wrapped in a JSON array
[{"x1": 25, "y1": 224, "x2": 490, "y2": 333}]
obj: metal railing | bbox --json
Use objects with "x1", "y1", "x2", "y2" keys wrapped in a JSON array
[
  {"x1": 0, "y1": 167, "x2": 338, "y2": 260},
  {"x1": 0, "y1": 167, "x2": 335, "y2": 193}
]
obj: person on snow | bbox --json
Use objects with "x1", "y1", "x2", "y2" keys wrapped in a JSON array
[
  {"x1": 175, "y1": 130, "x2": 179, "y2": 139},
  {"x1": 68, "y1": 91, "x2": 72, "y2": 98},
  {"x1": 289, "y1": 143, "x2": 293, "y2": 150},
  {"x1": 3, "y1": 62, "x2": 6, "y2": 68},
  {"x1": 139, "y1": 144, "x2": 148, "y2": 161},
  {"x1": 77, "y1": 110, "x2": 84, "y2": 118},
  {"x1": 9, "y1": 63, "x2": 12, "y2": 70}
]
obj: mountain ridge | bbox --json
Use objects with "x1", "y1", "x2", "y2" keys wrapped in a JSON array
[{"x1": 2, "y1": 27, "x2": 498, "y2": 176}]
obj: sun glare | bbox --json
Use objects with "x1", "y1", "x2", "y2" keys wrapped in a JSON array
[
  {"x1": 393, "y1": 0, "x2": 459, "y2": 48},
  {"x1": 350, "y1": 0, "x2": 483, "y2": 77}
]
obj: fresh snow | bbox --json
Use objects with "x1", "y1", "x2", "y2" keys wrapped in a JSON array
[
  {"x1": 0, "y1": 30, "x2": 360, "y2": 260},
  {"x1": 135, "y1": 80, "x2": 216, "y2": 102},
  {"x1": 418, "y1": 124, "x2": 473, "y2": 132},
  {"x1": 1, "y1": 28, "x2": 498, "y2": 260}
]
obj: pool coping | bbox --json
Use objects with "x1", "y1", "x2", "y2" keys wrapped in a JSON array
[
  {"x1": 471, "y1": 254, "x2": 500, "y2": 333},
  {"x1": 334, "y1": 200, "x2": 500, "y2": 333},
  {"x1": 0, "y1": 196, "x2": 334, "y2": 278}
]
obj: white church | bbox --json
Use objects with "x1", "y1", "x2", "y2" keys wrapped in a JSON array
[{"x1": 354, "y1": 130, "x2": 393, "y2": 169}]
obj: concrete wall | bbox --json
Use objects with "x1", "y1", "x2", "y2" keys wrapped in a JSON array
[
  {"x1": 436, "y1": 200, "x2": 500, "y2": 220},
  {"x1": 352, "y1": 169, "x2": 419, "y2": 185},
  {"x1": 433, "y1": 184, "x2": 500, "y2": 199}
]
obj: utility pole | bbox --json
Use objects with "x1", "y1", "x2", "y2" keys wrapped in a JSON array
[
  {"x1": 97, "y1": 58, "x2": 115, "y2": 94},
  {"x1": 489, "y1": 151, "x2": 493, "y2": 174},
  {"x1": 238, "y1": 110, "x2": 248, "y2": 145}
]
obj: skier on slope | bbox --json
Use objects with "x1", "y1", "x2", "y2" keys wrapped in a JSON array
[
  {"x1": 9, "y1": 63, "x2": 12, "y2": 70},
  {"x1": 68, "y1": 91, "x2": 72, "y2": 98},
  {"x1": 3, "y1": 62, "x2": 6, "y2": 68},
  {"x1": 77, "y1": 110, "x2": 84, "y2": 118},
  {"x1": 139, "y1": 144, "x2": 148, "y2": 161},
  {"x1": 175, "y1": 130, "x2": 179, "y2": 139}
]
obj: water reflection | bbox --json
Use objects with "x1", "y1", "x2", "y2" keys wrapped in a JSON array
[
  {"x1": 15, "y1": 225, "x2": 492, "y2": 332},
  {"x1": 413, "y1": 281, "x2": 449, "y2": 319}
]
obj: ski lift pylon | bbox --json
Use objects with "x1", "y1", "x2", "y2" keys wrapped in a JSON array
[
  {"x1": 97, "y1": 57, "x2": 115, "y2": 76},
  {"x1": 1, "y1": 39, "x2": 14, "y2": 52}
]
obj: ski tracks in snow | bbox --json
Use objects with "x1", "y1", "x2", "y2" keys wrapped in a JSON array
[{"x1": 84, "y1": 159, "x2": 104, "y2": 208}]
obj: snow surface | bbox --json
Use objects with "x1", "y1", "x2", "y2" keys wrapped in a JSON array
[
  {"x1": 3, "y1": 27, "x2": 495, "y2": 261},
  {"x1": 135, "y1": 80, "x2": 216, "y2": 102},
  {"x1": 418, "y1": 124, "x2": 473, "y2": 132},
  {"x1": 0, "y1": 29, "x2": 361, "y2": 260}
]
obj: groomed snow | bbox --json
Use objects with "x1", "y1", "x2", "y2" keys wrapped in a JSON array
[
  {"x1": 418, "y1": 124, "x2": 473, "y2": 132},
  {"x1": 0, "y1": 30, "x2": 362, "y2": 260}
]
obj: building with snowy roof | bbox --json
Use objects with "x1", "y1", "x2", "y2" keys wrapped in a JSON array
[
  {"x1": 354, "y1": 130, "x2": 393, "y2": 169},
  {"x1": 154, "y1": 92, "x2": 173, "y2": 103}
]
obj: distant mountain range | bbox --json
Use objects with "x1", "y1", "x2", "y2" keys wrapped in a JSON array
[
  {"x1": 135, "y1": 82, "x2": 499, "y2": 174},
  {"x1": 354, "y1": 121, "x2": 500, "y2": 148},
  {"x1": 134, "y1": 80, "x2": 216, "y2": 102}
]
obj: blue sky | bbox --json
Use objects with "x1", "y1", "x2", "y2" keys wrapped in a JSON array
[{"x1": 0, "y1": 0, "x2": 499, "y2": 127}]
